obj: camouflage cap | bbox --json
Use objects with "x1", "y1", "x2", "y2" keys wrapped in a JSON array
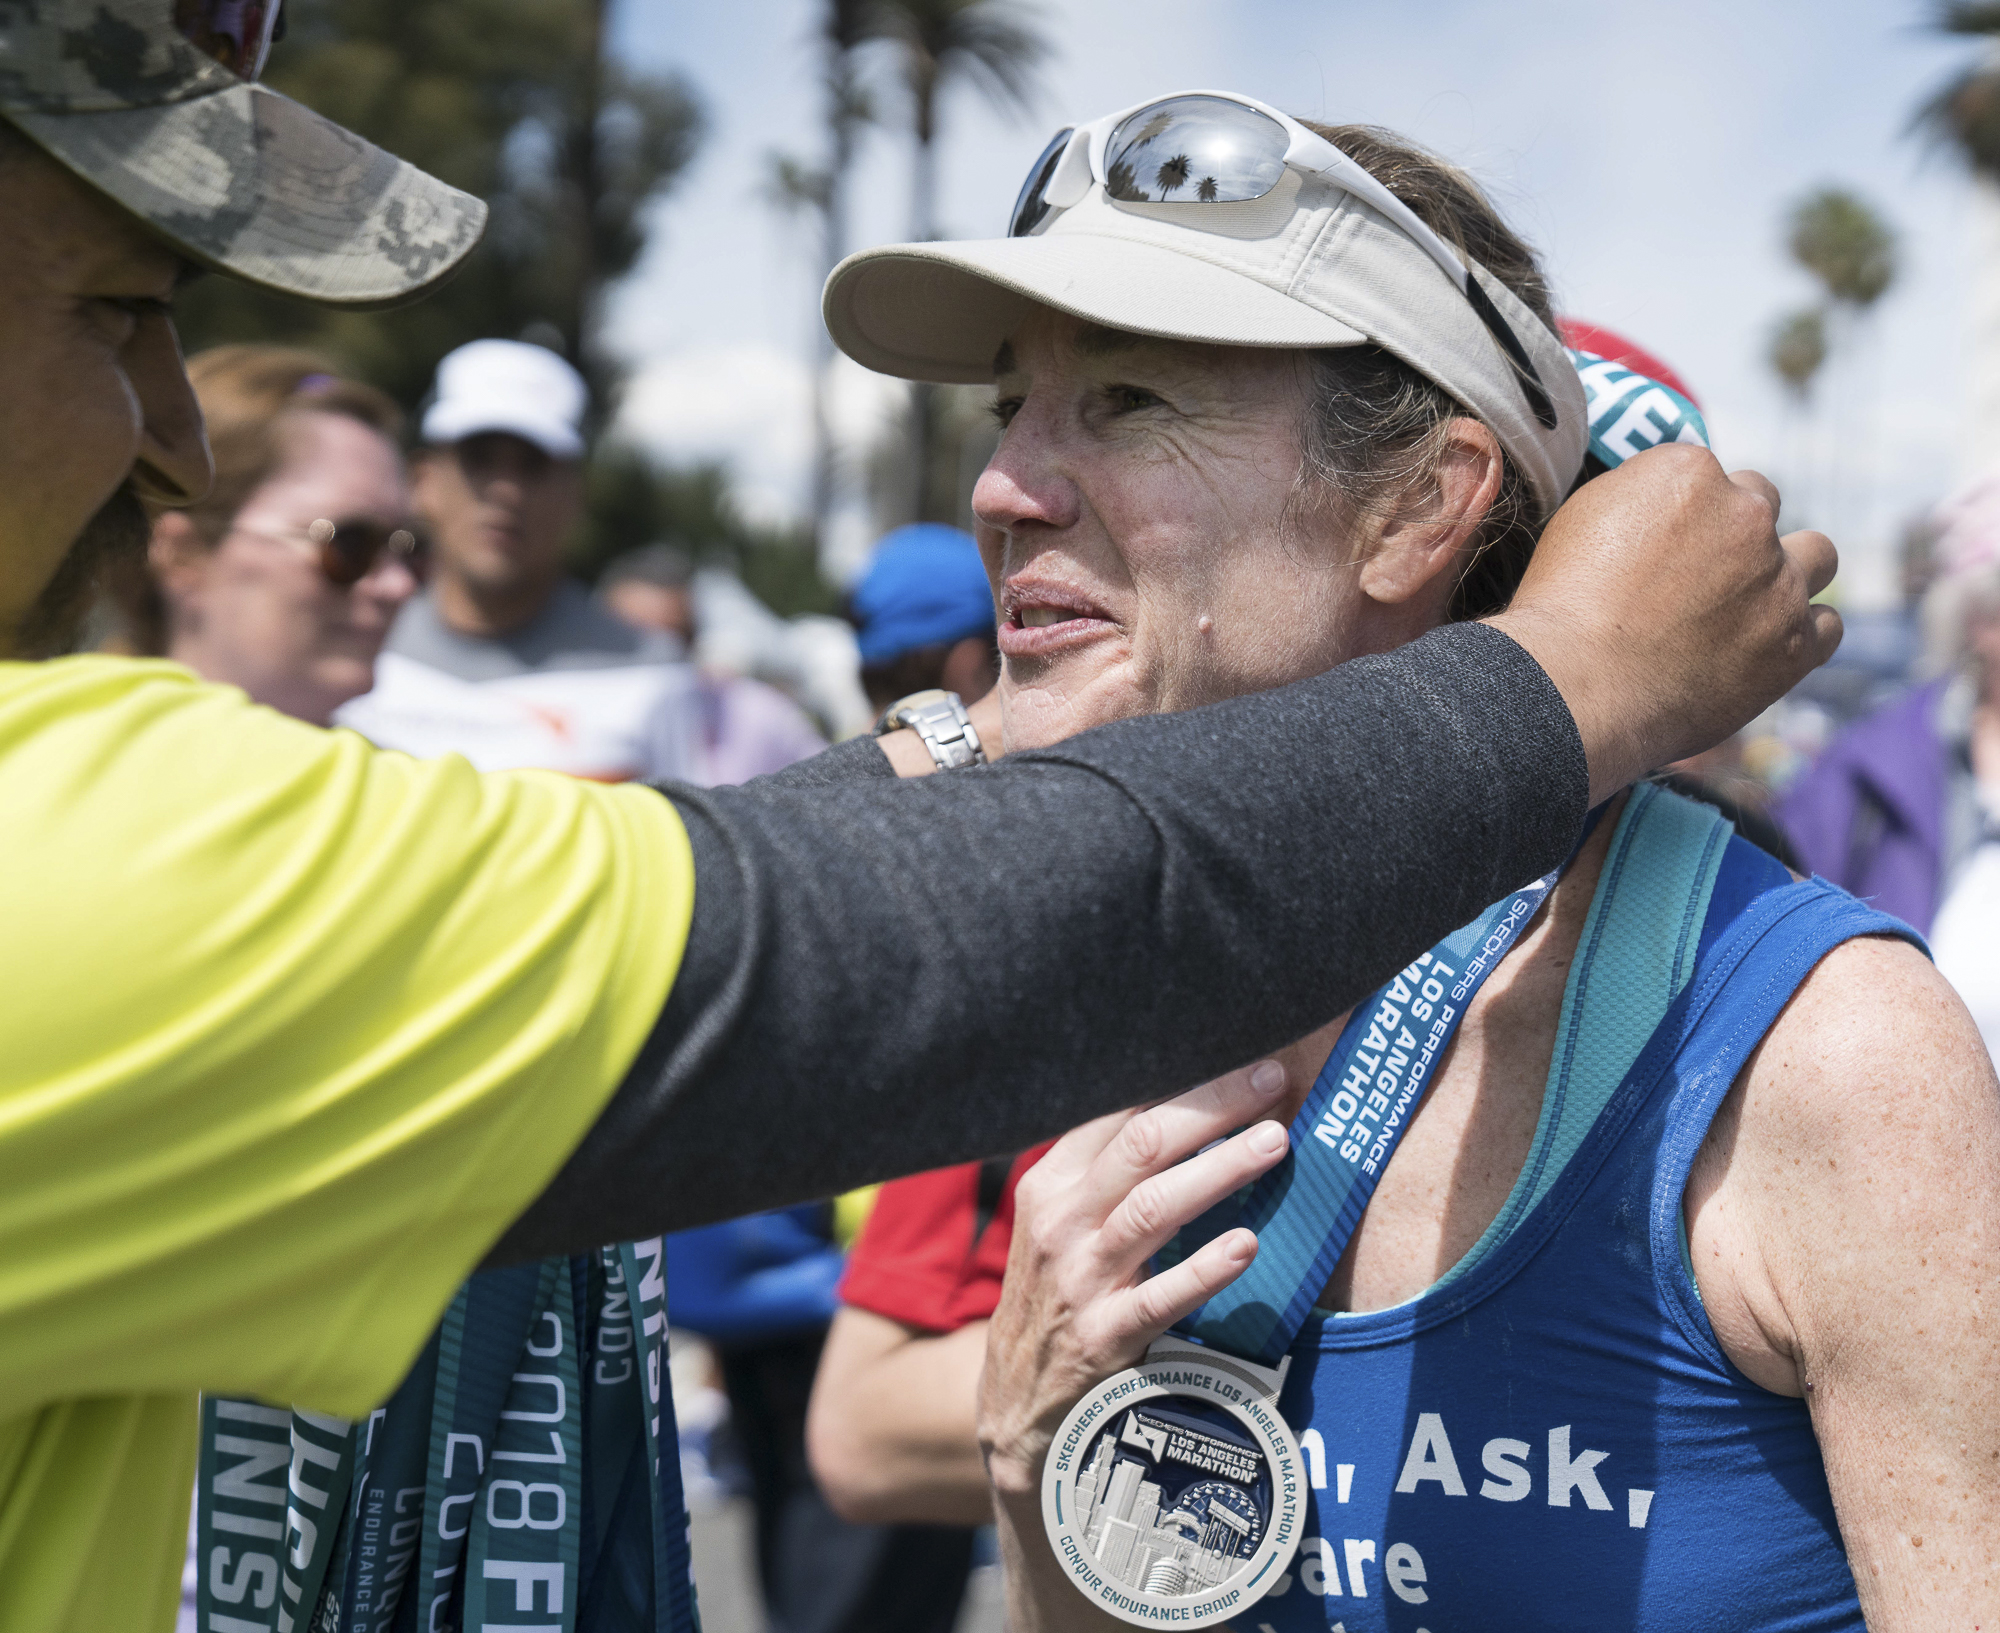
[{"x1": 0, "y1": 0, "x2": 486, "y2": 307}]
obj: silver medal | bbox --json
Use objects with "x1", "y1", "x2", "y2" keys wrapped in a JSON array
[{"x1": 1041, "y1": 1339, "x2": 1302, "y2": 1626}]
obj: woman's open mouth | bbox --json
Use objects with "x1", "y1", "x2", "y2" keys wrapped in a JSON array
[{"x1": 1000, "y1": 584, "x2": 1118, "y2": 660}]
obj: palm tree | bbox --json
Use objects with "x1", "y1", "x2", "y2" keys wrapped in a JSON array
[
  {"x1": 1918, "y1": 3, "x2": 2000, "y2": 476},
  {"x1": 1787, "y1": 188, "x2": 1897, "y2": 310},
  {"x1": 1916, "y1": 2, "x2": 2000, "y2": 176},
  {"x1": 1154, "y1": 153, "x2": 1191, "y2": 196},
  {"x1": 874, "y1": 0, "x2": 1049, "y2": 520},
  {"x1": 876, "y1": 0, "x2": 1049, "y2": 242},
  {"x1": 766, "y1": 1, "x2": 887, "y2": 565},
  {"x1": 1770, "y1": 307, "x2": 1828, "y2": 403},
  {"x1": 1769, "y1": 307, "x2": 1828, "y2": 524},
  {"x1": 1782, "y1": 188, "x2": 1896, "y2": 538}
]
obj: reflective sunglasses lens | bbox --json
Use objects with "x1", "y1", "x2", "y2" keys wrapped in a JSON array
[
  {"x1": 172, "y1": 0, "x2": 282, "y2": 81},
  {"x1": 309, "y1": 519, "x2": 423, "y2": 587},
  {"x1": 1009, "y1": 127, "x2": 1073, "y2": 237},
  {"x1": 394, "y1": 529, "x2": 431, "y2": 582},
  {"x1": 1103, "y1": 95, "x2": 1288, "y2": 206}
]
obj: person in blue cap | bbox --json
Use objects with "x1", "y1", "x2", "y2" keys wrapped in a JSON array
[{"x1": 850, "y1": 523, "x2": 1000, "y2": 714}]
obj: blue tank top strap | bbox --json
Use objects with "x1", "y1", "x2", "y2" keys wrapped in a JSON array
[{"x1": 1647, "y1": 874, "x2": 1922, "y2": 1369}]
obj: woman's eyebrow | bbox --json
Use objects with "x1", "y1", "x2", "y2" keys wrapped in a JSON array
[
  {"x1": 1074, "y1": 323, "x2": 1145, "y2": 358},
  {"x1": 993, "y1": 341, "x2": 1017, "y2": 376}
]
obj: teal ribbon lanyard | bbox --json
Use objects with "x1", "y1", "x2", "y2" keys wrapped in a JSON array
[
  {"x1": 464, "y1": 1259, "x2": 586, "y2": 1633},
  {"x1": 617, "y1": 1237, "x2": 703, "y2": 1633},
  {"x1": 1175, "y1": 861, "x2": 1570, "y2": 1368},
  {"x1": 195, "y1": 1397, "x2": 355, "y2": 1633},
  {"x1": 338, "y1": 1329, "x2": 442, "y2": 1633},
  {"x1": 198, "y1": 1243, "x2": 699, "y2": 1633},
  {"x1": 411, "y1": 1262, "x2": 549, "y2": 1632}
]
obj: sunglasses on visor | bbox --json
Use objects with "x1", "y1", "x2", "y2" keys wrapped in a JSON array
[
  {"x1": 173, "y1": 0, "x2": 284, "y2": 81},
  {"x1": 1008, "y1": 92, "x2": 1559, "y2": 430}
]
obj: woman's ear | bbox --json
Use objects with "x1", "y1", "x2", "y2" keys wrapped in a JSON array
[
  {"x1": 1358, "y1": 418, "x2": 1504, "y2": 610},
  {"x1": 147, "y1": 511, "x2": 211, "y2": 620}
]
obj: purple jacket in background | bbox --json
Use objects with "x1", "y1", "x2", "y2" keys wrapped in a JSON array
[{"x1": 1778, "y1": 678, "x2": 1951, "y2": 933}]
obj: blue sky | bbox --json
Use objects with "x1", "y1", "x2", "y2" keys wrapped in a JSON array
[{"x1": 601, "y1": 0, "x2": 1980, "y2": 603}]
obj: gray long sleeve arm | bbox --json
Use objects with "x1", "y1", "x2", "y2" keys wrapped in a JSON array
[{"x1": 492, "y1": 621, "x2": 1585, "y2": 1259}]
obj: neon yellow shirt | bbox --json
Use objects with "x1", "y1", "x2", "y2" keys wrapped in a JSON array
[{"x1": 0, "y1": 657, "x2": 695, "y2": 1632}]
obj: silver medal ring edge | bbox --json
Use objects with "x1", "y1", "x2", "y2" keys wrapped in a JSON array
[{"x1": 1040, "y1": 1350, "x2": 1304, "y2": 1627}]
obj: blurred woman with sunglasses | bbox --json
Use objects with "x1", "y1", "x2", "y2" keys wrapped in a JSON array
[{"x1": 116, "y1": 344, "x2": 423, "y2": 724}]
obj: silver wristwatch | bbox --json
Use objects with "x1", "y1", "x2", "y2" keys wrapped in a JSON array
[{"x1": 873, "y1": 688, "x2": 987, "y2": 771}]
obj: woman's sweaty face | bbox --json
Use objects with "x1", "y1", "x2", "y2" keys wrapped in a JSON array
[{"x1": 972, "y1": 309, "x2": 1373, "y2": 752}]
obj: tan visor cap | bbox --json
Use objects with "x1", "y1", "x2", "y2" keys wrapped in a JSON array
[
  {"x1": 825, "y1": 168, "x2": 1586, "y2": 519},
  {"x1": 0, "y1": 0, "x2": 485, "y2": 308}
]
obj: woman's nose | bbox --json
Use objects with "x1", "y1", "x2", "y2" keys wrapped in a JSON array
[
  {"x1": 358, "y1": 556, "x2": 421, "y2": 609},
  {"x1": 972, "y1": 402, "x2": 1079, "y2": 535}
]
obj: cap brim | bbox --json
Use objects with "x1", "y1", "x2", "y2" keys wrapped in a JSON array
[
  {"x1": 12, "y1": 83, "x2": 485, "y2": 309},
  {"x1": 825, "y1": 235, "x2": 1368, "y2": 385},
  {"x1": 422, "y1": 403, "x2": 584, "y2": 460}
]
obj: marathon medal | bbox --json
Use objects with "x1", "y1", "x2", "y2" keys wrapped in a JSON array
[
  {"x1": 1041, "y1": 862, "x2": 1571, "y2": 1626},
  {"x1": 1042, "y1": 1338, "x2": 1301, "y2": 1624}
]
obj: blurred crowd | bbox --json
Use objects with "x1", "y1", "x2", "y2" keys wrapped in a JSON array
[{"x1": 135, "y1": 325, "x2": 2000, "y2": 1633}]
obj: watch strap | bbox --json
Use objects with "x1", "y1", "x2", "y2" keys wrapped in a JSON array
[{"x1": 874, "y1": 688, "x2": 986, "y2": 770}]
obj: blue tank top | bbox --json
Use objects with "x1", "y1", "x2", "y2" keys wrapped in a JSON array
[{"x1": 1254, "y1": 792, "x2": 1917, "y2": 1633}]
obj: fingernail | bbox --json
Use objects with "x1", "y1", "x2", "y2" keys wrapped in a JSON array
[
  {"x1": 1250, "y1": 1121, "x2": 1288, "y2": 1156},
  {"x1": 1249, "y1": 1060, "x2": 1285, "y2": 1096},
  {"x1": 1228, "y1": 1230, "x2": 1258, "y2": 1263}
]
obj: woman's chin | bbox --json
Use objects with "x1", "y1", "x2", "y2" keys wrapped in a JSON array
[
  {"x1": 308, "y1": 656, "x2": 378, "y2": 715},
  {"x1": 1000, "y1": 663, "x2": 1152, "y2": 750}
]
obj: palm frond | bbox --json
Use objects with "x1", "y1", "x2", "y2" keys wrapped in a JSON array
[
  {"x1": 1787, "y1": 187, "x2": 1897, "y2": 308},
  {"x1": 872, "y1": 0, "x2": 1051, "y2": 117},
  {"x1": 1937, "y1": 0, "x2": 2000, "y2": 36},
  {"x1": 1914, "y1": 62, "x2": 2000, "y2": 179}
]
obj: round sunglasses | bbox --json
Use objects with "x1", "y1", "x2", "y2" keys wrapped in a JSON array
[{"x1": 236, "y1": 517, "x2": 428, "y2": 588}]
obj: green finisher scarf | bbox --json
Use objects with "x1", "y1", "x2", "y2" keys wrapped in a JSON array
[{"x1": 197, "y1": 1247, "x2": 699, "y2": 1633}]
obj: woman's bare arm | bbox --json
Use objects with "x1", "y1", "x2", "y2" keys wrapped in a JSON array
[{"x1": 1688, "y1": 936, "x2": 2000, "y2": 1629}]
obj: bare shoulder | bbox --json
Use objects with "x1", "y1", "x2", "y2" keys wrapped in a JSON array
[
  {"x1": 1739, "y1": 931, "x2": 1992, "y2": 1147},
  {"x1": 1688, "y1": 933, "x2": 2000, "y2": 1395}
]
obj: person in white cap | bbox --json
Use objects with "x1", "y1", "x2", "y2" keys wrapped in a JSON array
[
  {"x1": 813, "y1": 98, "x2": 2000, "y2": 1632},
  {"x1": 337, "y1": 337, "x2": 720, "y2": 779}
]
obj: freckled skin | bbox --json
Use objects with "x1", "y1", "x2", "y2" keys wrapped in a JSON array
[
  {"x1": 1687, "y1": 936, "x2": 2000, "y2": 1624},
  {"x1": 975, "y1": 309, "x2": 1480, "y2": 753}
]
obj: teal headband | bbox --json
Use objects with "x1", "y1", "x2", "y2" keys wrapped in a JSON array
[{"x1": 1567, "y1": 348, "x2": 1709, "y2": 470}]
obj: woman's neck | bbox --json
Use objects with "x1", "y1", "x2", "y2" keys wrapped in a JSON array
[
  {"x1": 1310, "y1": 791, "x2": 1627, "y2": 1313},
  {"x1": 1267, "y1": 792, "x2": 1625, "y2": 1133}
]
